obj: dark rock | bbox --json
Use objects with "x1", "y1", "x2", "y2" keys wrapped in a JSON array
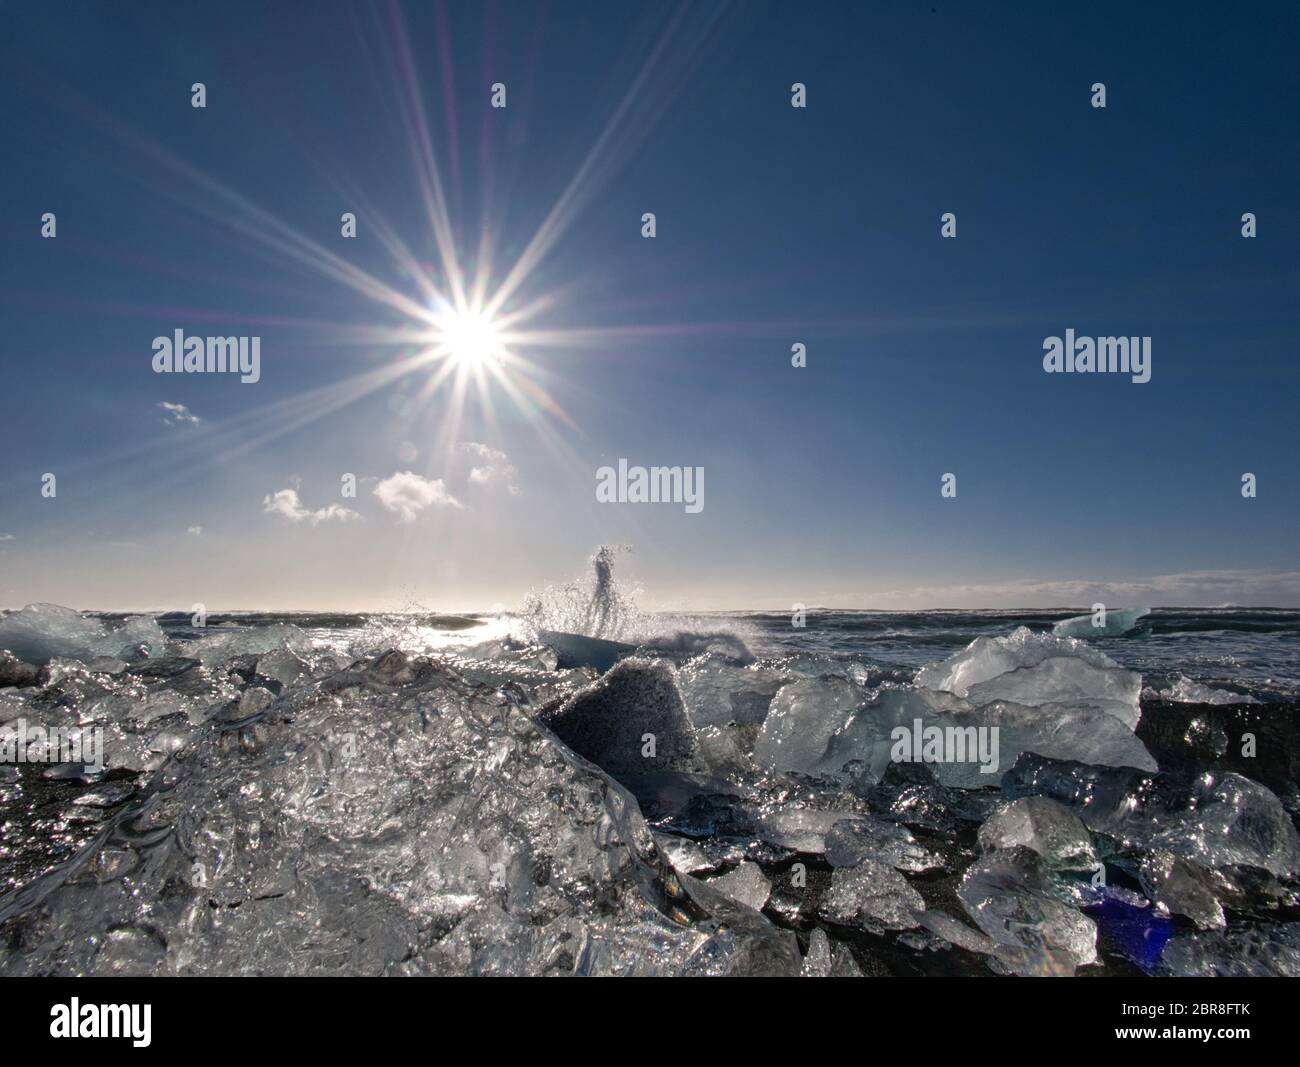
[
  {"x1": 538, "y1": 657, "x2": 700, "y2": 779},
  {"x1": 0, "y1": 651, "x2": 41, "y2": 688}
]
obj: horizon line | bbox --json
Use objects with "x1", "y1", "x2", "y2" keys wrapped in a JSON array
[{"x1": 5, "y1": 603, "x2": 1298, "y2": 617}]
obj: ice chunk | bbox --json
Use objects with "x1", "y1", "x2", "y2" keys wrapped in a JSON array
[
  {"x1": 653, "y1": 834, "x2": 726, "y2": 876},
  {"x1": 818, "y1": 859, "x2": 925, "y2": 932},
  {"x1": 1152, "y1": 773, "x2": 1300, "y2": 877},
  {"x1": 674, "y1": 873, "x2": 801, "y2": 975},
  {"x1": 706, "y1": 861, "x2": 771, "y2": 911},
  {"x1": 977, "y1": 797, "x2": 1097, "y2": 872},
  {"x1": 320, "y1": 649, "x2": 454, "y2": 693},
  {"x1": 916, "y1": 626, "x2": 1141, "y2": 729},
  {"x1": 254, "y1": 648, "x2": 309, "y2": 687},
  {"x1": 1052, "y1": 607, "x2": 1149, "y2": 638},
  {"x1": 966, "y1": 666, "x2": 1141, "y2": 731},
  {"x1": 74, "y1": 719, "x2": 190, "y2": 775},
  {"x1": 677, "y1": 654, "x2": 788, "y2": 729},
  {"x1": 1157, "y1": 923, "x2": 1300, "y2": 977},
  {"x1": 753, "y1": 674, "x2": 862, "y2": 774},
  {"x1": 127, "y1": 656, "x2": 201, "y2": 682},
  {"x1": 0, "y1": 666, "x2": 797, "y2": 976},
  {"x1": 186, "y1": 623, "x2": 309, "y2": 667},
  {"x1": 1149, "y1": 675, "x2": 1258, "y2": 705},
  {"x1": 0, "y1": 605, "x2": 167, "y2": 665},
  {"x1": 462, "y1": 638, "x2": 559, "y2": 671},
  {"x1": 693, "y1": 723, "x2": 759, "y2": 780},
  {"x1": 86, "y1": 657, "x2": 129, "y2": 675},
  {"x1": 800, "y1": 927, "x2": 833, "y2": 976},
  {"x1": 824, "y1": 687, "x2": 1156, "y2": 789},
  {"x1": 1003, "y1": 754, "x2": 1300, "y2": 878},
  {"x1": 756, "y1": 807, "x2": 854, "y2": 855},
  {"x1": 958, "y1": 847, "x2": 1098, "y2": 976},
  {"x1": 446, "y1": 654, "x2": 591, "y2": 708},
  {"x1": 824, "y1": 816, "x2": 943, "y2": 873},
  {"x1": 866, "y1": 763, "x2": 1003, "y2": 834},
  {"x1": 800, "y1": 927, "x2": 864, "y2": 977},
  {"x1": 86, "y1": 687, "x2": 193, "y2": 727},
  {"x1": 918, "y1": 910, "x2": 996, "y2": 956},
  {"x1": 238, "y1": 687, "x2": 276, "y2": 716},
  {"x1": 0, "y1": 688, "x2": 30, "y2": 726},
  {"x1": 1138, "y1": 851, "x2": 1227, "y2": 930},
  {"x1": 831, "y1": 947, "x2": 865, "y2": 976}
]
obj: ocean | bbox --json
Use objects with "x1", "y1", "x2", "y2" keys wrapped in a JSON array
[{"x1": 141, "y1": 604, "x2": 1300, "y2": 701}]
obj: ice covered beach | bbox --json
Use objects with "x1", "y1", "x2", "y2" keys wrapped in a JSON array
[{"x1": 2, "y1": 567, "x2": 1299, "y2": 976}]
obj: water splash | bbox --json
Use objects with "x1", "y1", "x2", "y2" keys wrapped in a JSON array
[
  {"x1": 517, "y1": 547, "x2": 757, "y2": 661},
  {"x1": 520, "y1": 545, "x2": 641, "y2": 640}
]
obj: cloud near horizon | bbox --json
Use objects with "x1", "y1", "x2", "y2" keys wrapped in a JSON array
[
  {"x1": 372, "y1": 471, "x2": 463, "y2": 523},
  {"x1": 263, "y1": 489, "x2": 360, "y2": 526}
]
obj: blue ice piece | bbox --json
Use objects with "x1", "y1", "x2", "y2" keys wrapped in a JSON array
[{"x1": 1084, "y1": 890, "x2": 1175, "y2": 972}]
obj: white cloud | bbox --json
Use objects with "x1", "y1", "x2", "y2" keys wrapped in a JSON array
[
  {"x1": 263, "y1": 488, "x2": 360, "y2": 526},
  {"x1": 187, "y1": 526, "x2": 203, "y2": 537},
  {"x1": 461, "y1": 442, "x2": 519, "y2": 495},
  {"x1": 373, "y1": 471, "x2": 463, "y2": 523},
  {"x1": 0, "y1": 533, "x2": 14, "y2": 541},
  {"x1": 158, "y1": 401, "x2": 200, "y2": 426}
]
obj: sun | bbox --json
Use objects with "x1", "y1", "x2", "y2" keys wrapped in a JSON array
[{"x1": 434, "y1": 305, "x2": 505, "y2": 369}]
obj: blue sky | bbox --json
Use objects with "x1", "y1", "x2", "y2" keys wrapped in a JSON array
[{"x1": 1, "y1": 0, "x2": 1297, "y2": 611}]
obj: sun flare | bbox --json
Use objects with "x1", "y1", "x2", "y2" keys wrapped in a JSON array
[{"x1": 434, "y1": 306, "x2": 505, "y2": 369}]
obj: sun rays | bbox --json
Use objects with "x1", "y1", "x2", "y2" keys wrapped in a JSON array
[{"x1": 0, "y1": 2, "x2": 749, "y2": 550}]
